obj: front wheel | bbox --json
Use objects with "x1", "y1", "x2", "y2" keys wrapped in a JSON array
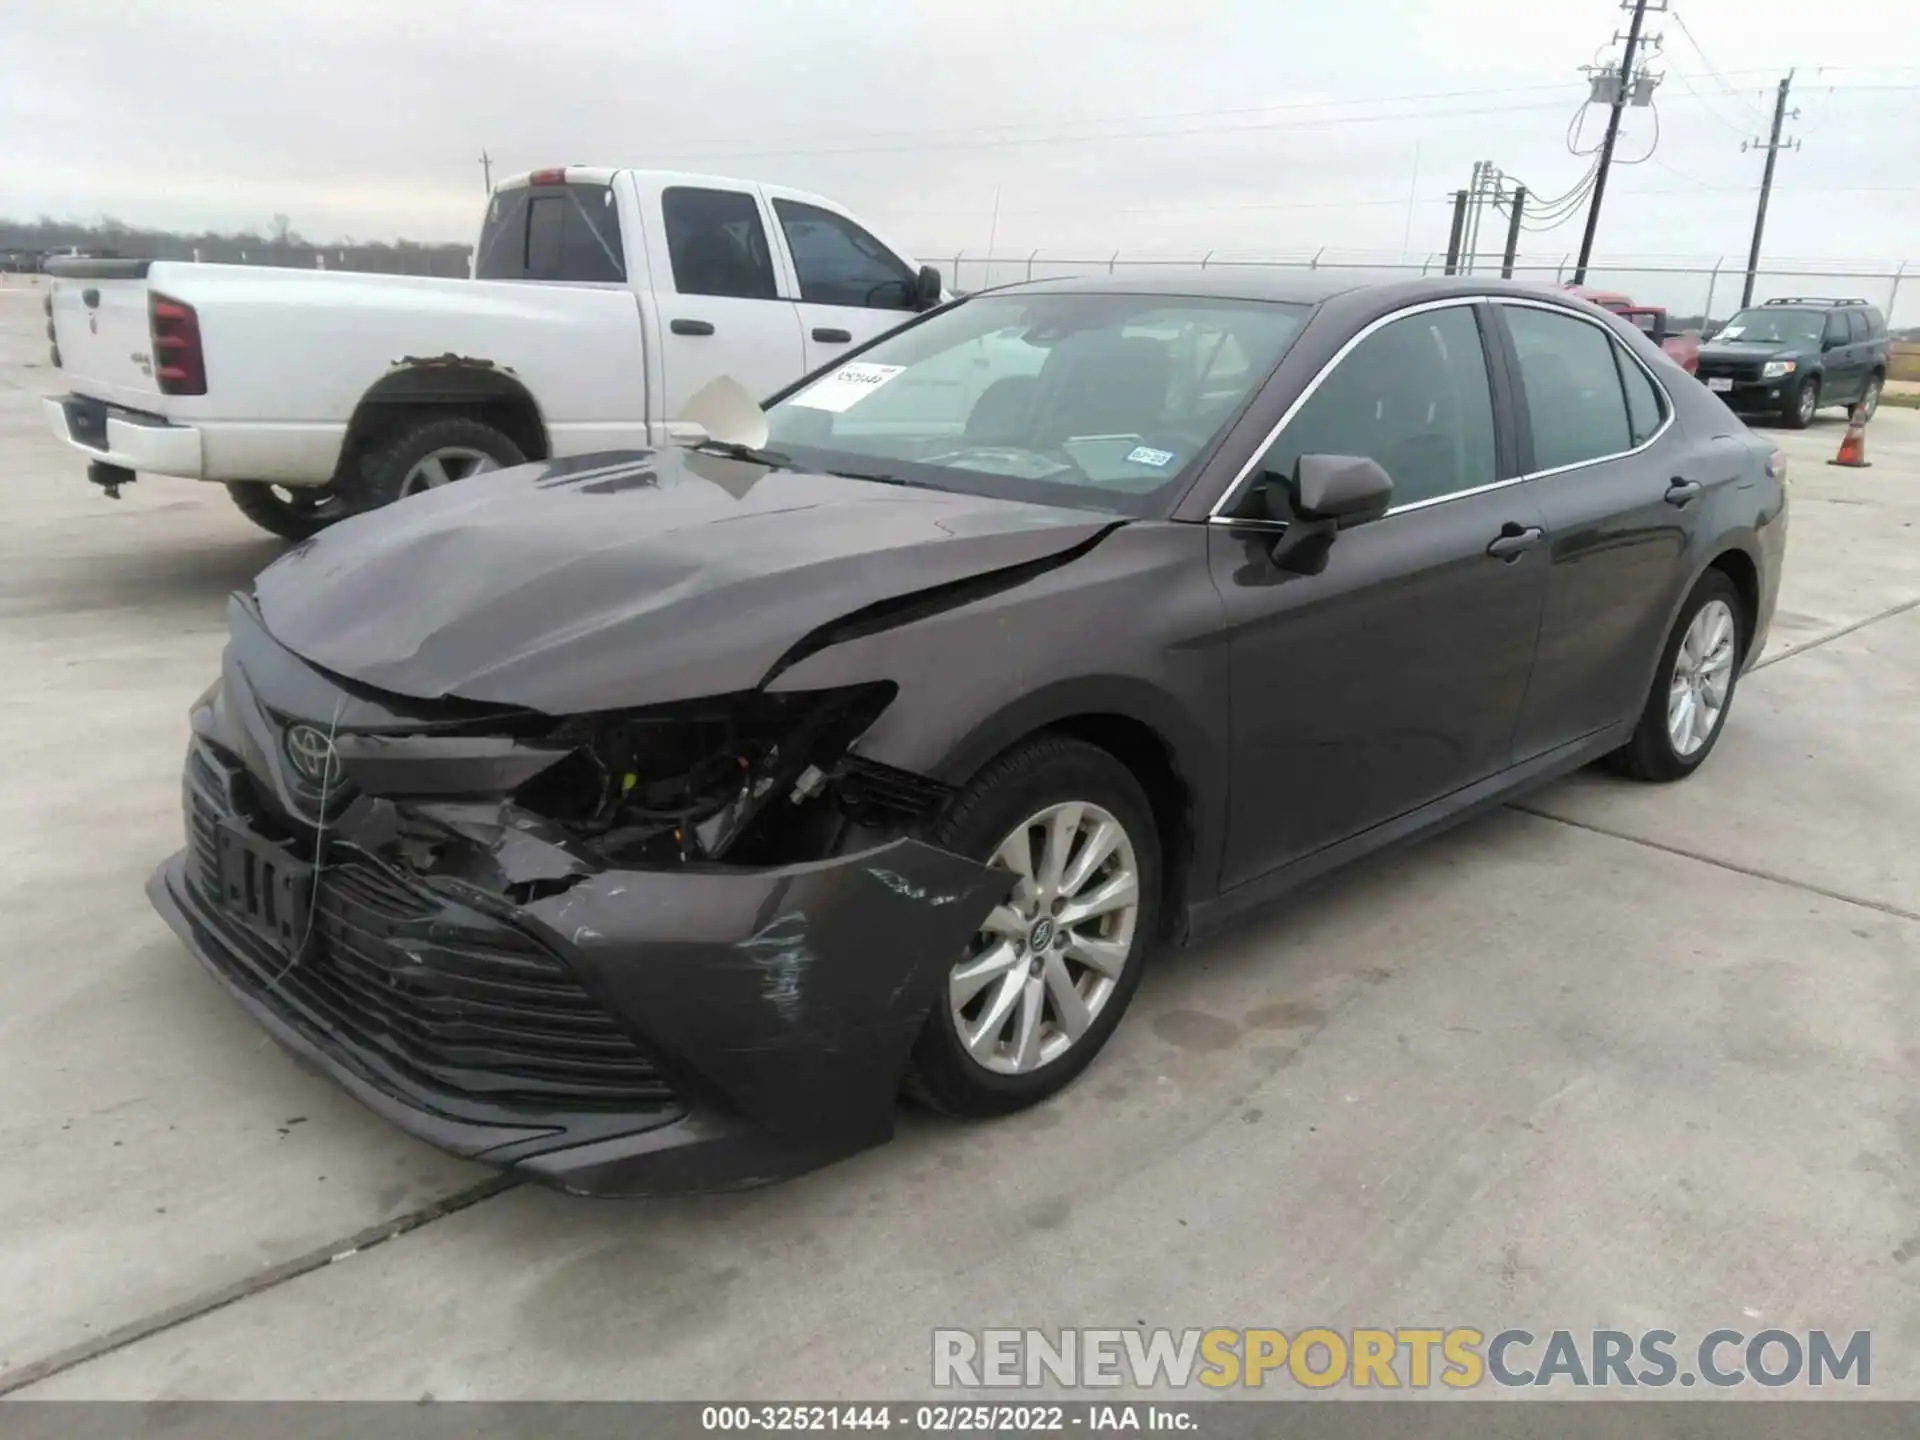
[
  {"x1": 905, "y1": 736, "x2": 1161, "y2": 1118},
  {"x1": 226, "y1": 481, "x2": 349, "y2": 541},
  {"x1": 1606, "y1": 570, "x2": 1745, "y2": 782},
  {"x1": 1783, "y1": 375, "x2": 1820, "y2": 429}
]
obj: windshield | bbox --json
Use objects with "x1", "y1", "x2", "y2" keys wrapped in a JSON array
[
  {"x1": 1716, "y1": 308, "x2": 1826, "y2": 347},
  {"x1": 763, "y1": 292, "x2": 1310, "y2": 517}
]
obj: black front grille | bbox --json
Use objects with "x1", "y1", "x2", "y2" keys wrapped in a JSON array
[
  {"x1": 181, "y1": 741, "x2": 678, "y2": 1116},
  {"x1": 1698, "y1": 358, "x2": 1763, "y2": 382}
]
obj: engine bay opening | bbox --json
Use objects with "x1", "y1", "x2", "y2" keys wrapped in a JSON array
[{"x1": 511, "y1": 682, "x2": 914, "y2": 867}]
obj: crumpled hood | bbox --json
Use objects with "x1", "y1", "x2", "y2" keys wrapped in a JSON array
[{"x1": 253, "y1": 448, "x2": 1115, "y2": 713}]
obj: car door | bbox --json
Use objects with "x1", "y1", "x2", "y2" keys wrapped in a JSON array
[
  {"x1": 646, "y1": 185, "x2": 807, "y2": 416},
  {"x1": 1494, "y1": 300, "x2": 1711, "y2": 760},
  {"x1": 768, "y1": 196, "x2": 923, "y2": 373},
  {"x1": 1821, "y1": 309, "x2": 1862, "y2": 404},
  {"x1": 1210, "y1": 300, "x2": 1550, "y2": 890}
]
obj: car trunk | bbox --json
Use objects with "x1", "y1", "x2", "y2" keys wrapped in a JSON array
[{"x1": 46, "y1": 259, "x2": 164, "y2": 411}]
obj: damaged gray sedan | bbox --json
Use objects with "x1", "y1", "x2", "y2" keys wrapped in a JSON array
[{"x1": 150, "y1": 272, "x2": 1785, "y2": 1194}]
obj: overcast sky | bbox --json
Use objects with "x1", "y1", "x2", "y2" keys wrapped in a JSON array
[{"x1": 5, "y1": 0, "x2": 1917, "y2": 289}]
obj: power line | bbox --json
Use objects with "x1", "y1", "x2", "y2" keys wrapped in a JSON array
[
  {"x1": 1669, "y1": 9, "x2": 1771, "y2": 126},
  {"x1": 644, "y1": 99, "x2": 1580, "y2": 164}
]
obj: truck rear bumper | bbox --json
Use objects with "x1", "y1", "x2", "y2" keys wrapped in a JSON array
[{"x1": 43, "y1": 394, "x2": 205, "y2": 477}]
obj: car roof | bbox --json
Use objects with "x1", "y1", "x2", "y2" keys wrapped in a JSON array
[{"x1": 977, "y1": 269, "x2": 1603, "y2": 312}]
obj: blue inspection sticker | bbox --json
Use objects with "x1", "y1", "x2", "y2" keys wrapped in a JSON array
[{"x1": 1125, "y1": 445, "x2": 1177, "y2": 468}]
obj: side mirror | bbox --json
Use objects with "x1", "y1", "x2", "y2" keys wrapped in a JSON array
[
  {"x1": 1251, "y1": 455, "x2": 1393, "y2": 576},
  {"x1": 1291, "y1": 454, "x2": 1394, "y2": 527},
  {"x1": 911, "y1": 264, "x2": 943, "y2": 312}
]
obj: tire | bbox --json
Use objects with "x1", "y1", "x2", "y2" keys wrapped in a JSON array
[
  {"x1": 352, "y1": 416, "x2": 526, "y2": 512},
  {"x1": 904, "y1": 735, "x2": 1162, "y2": 1118},
  {"x1": 1782, "y1": 374, "x2": 1820, "y2": 429},
  {"x1": 1858, "y1": 373, "x2": 1883, "y2": 422},
  {"x1": 1606, "y1": 570, "x2": 1746, "y2": 783},
  {"x1": 226, "y1": 481, "x2": 349, "y2": 541}
]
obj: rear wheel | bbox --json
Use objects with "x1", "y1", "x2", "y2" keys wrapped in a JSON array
[
  {"x1": 226, "y1": 481, "x2": 348, "y2": 541},
  {"x1": 1858, "y1": 374, "x2": 1883, "y2": 422},
  {"x1": 352, "y1": 416, "x2": 526, "y2": 511},
  {"x1": 905, "y1": 736, "x2": 1161, "y2": 1118},
  {"x1": 1606, "y1": 570, "x2": 1745, "y2": 782}
]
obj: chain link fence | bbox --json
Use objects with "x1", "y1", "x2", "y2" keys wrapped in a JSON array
[{"x1": 927, "y1": 248, "x2": 1919, "y2": 332}]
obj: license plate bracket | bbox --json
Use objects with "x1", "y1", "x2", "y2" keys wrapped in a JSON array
[
  {"x1": 214, "y1": 819, "x2": 314, "y2": 955},
  {"x1": 1706, "y1": 376, "x2": 1733, "y2": 392}
]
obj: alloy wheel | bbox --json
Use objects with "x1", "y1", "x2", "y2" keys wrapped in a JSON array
[
  {"x1": 948, "y1": 801, "x2": 1140, "y2": 1076},
  {"x1": 401, "y1": 446, "x2": 501, "y2": 497},
  {"x1": 1797, "y1": 382, "x2": 1818, "y2": 426},
  {"x1": 1861, "y1": 379, "x2": 1882, "y2": 422},
  {"x1": 1667, "y1": 598, "x2": 1737, "y2": 757}
]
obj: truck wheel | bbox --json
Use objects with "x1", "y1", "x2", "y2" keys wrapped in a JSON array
[
  {"x1": 357, "y1": 417, "x2": 526, "y2": 510},
  {"x1": 226, "y1": 482, "x2": 348, "y2": 542}
]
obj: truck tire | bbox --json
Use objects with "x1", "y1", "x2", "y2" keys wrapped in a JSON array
[
  {"x1": 355, "y1": 417, "x2": 526, "y2": 511},
  {"x1": 226, "y1": 482, "x2": 349, "y2": 542}
]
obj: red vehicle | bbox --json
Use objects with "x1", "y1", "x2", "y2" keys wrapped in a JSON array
[{"x1": 1565, "y1": 287, "x2": 1701, "y2": 375}]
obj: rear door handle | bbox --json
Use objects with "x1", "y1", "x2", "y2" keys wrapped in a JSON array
[
  {"x1": 670, "y1": 318, "x2": 715, "y2": 336},
  {"x1": 811, "y1": 327, "x2": 852, "y2": 344},
  {"x1": 1486, "y1": 523, "x2": 1544, "y2": 562},
  {"x1": 1665, "y1": 477, "x2": 1704, "y2": 507}
]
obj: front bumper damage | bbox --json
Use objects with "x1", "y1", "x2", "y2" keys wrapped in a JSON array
[
  {"x1": 152, "y1": 750, "x2": 1007, "y2": 1195},
  {"x1": 148, "y1": 597, "x2": 1013, "y2": 1195}
]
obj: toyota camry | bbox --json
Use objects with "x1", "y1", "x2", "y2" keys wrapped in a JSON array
[{"x1": 149, "y1": 272, "x2": 1787, "y2": 1195}]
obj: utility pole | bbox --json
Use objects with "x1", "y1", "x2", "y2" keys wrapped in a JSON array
[
  {"x1": 1501, "y1": 186, "x2": 1528, "y2": 279},
  {"x1": 1573, "y1": 0, "x2": 1663, "y2": 285},
  {"x1": 1740, "y1": 73, "x2": 1797, "y2": 309},
  {"x1": 1444, "y1": 190, "x2": 1469, "y2": 275},
  {"x1": 479, "y1": 150, "x2": 493, "y2": 194}
]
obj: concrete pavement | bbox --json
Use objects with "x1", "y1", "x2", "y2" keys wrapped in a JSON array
[{"x1": 2, "y1": 278, "x2": 1916, "y2": 1399}]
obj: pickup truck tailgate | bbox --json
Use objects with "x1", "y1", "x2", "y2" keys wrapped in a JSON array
[{"x1": 48, "y1": 261, "x2": 161, "y2": 408}]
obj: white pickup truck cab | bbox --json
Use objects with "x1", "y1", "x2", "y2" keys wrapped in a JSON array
[{"x1": 41, "y1": 168, "x2": 943, "y2": 537}]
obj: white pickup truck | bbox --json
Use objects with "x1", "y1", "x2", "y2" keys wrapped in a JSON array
[{"x1": 41, "y1": 168, "x2": 943, "y2": 537}]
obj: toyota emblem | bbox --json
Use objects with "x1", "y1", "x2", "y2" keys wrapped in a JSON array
[{"x1": 284, "y1": 723, "x2": 342, "y2": 788}]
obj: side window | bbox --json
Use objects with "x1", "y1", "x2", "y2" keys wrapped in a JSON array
[
  {"x1": 1614, "y1": 342, "x2": 1667, "y2": 447},
  {"x1": 1824, "y1": 311, "x2": 1849, "y2": 347},
  {"x1": 1846, "y1": 310, "x2": 1870, "y2": 344},
  {"x1": 661, "y1": 187, "x2": 778, "y2": 301},
  {"x1": 773, "y1": 199, "x2": 916, "y2": 310},
  {"x1": 1503, "y1": 306, "x2": 1634, "y2": 471},
  {"x1": 1259, "y1": 305, "x2": 1496, "y2": 510},
  {"x1": 1865, "y1": 308, "x2": 1889, "y2": 339}
]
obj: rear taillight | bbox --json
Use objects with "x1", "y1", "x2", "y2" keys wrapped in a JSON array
[
  {"x1": 1766, "y1": 448, "x2": 1788, "y2": 486},
  {"x1": 149, "y1": 292, "x2": 206, "y2": 396}
]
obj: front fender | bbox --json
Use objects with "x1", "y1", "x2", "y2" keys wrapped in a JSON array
[{"x1": 767, "y1": 522, "x2": 1233, "y2": 902}]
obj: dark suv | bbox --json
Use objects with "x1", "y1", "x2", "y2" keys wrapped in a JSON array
[{"x1": 1695, "y1": 297, "x2": 1889, "y2": 428}]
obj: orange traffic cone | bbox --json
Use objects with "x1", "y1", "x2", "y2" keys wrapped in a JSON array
[{"x1": 1828, "y1": 403, "x2": 1872, "y2": 468}]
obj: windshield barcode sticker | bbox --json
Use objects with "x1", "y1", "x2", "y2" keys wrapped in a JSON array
[
  {"x1": 790, "y1": 363, "x2": 906, "y2": 413},
  {"x1": 1125, "y1": 446, "x2": 1176, "y2": 468}
]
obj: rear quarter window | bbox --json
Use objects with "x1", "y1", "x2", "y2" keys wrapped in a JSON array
[{"x1": 475, "y1": 183, "x2": 626, "y2": 283}]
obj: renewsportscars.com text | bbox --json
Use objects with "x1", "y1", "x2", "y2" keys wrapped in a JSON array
[{"x1": 932, "y1": 1326, "x2": 1871, "y2": 1390}]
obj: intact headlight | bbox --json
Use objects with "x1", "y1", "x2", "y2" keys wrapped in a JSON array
[{"x1": 1762, "y1": 360, "x2": 1797, "y2": 379}]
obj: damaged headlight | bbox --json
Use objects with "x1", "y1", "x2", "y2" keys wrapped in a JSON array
[{"x1": 514, "y1": 682, "x2": 899, "y2": 866}]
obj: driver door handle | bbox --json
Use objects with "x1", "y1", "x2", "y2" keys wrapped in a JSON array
[
  {"x1": 1665, "y1": 477, "x2": 1705, "y2": 507},
  {"x1": 1486, "y1": 523, "x2": 1544, "y2": 562},
  {"x1": 811, "y1": 327, "x2": 853, "y2": 343}
]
